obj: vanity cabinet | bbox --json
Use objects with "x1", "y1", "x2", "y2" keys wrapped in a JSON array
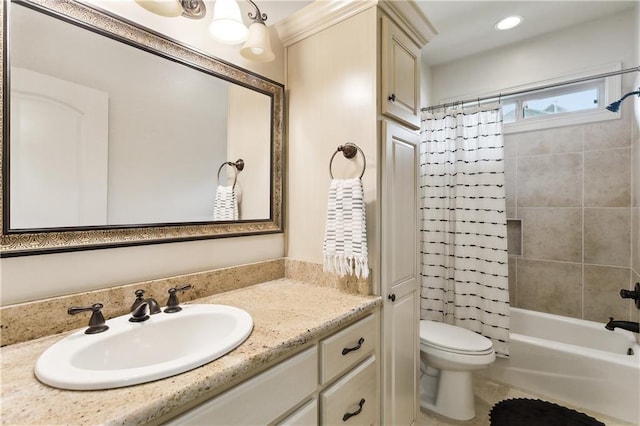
[
  {"x1": 164, "y1": 313, "x2": 379, "y2": 425},
  {"x1": 381, "y1": 15, "x2": 422, "y2": 130}
]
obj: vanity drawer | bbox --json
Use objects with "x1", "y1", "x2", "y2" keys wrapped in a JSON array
[
  {"x1": 320, "y1": 314, "x2": 376, "y2": 384},
  {"x1": 278, "y1": 398, "x2": 318, "y2": 425},
  {"x1": 165, "y1": 346, "x2": 317, "y2": 425},
  {"x1": 320, "y1": 356, "x2": 377, "y2": 425}
]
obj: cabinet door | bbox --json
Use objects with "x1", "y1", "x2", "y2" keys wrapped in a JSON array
[
  {"x1": 381, "y1": 16, "x2": 421, "y2": 130},
  {"x1": 381, "y1": 121, "x2": 420, "y2": 425},
  {"x1": 164, "y1": 347, "x2": 317, "y2": 425},
  {"x1": 278, "y1": 399, "x2": 318, "y2": 425},
  {"x1": 320, "y1": 356, "x2": 378, "y2": 425}
]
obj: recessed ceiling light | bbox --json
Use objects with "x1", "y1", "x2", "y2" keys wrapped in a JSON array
[{"x1": 495, "y1": 16, "x2": 523, "y2": 31}]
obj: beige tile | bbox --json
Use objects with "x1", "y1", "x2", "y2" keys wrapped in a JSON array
[
  {"x1": 517, "y1": 125, "x2": 583, "y2": 156},
  {"x1": 632, "y1": 133, "x2": 640, "y2": 207},
  {"x1": 517, "y1": 153, "x2": 582, "y2": 207},
  {"x1": 633, "y1": 271, "x2": 640, "y2": 344},
  {"x1": 503, "y1": 134, "x2": 518, "y2": 159},
  {"x1": 516, "y1": 259, "x2": 582, "y2": 318},
  {"x1": 519, "y1": 208, "x2": 582, "y2": 262},
  {"x1": 508, "y1": 257, "x2": 517, "y2": 306},
  {"x1": 584, "y1": 208, "x2": 631, "y2": 267},
  {"x1": 584, "y1": 148, "x2": 631, "y2": 207},
  {"x1": 583, "y1": 265, "x2": 632, "y2": 322},
  {"x1": 584, "y1": 117, "x2": 632, "y2": 150},
  {"x1": 633, "y1": 208, "x2": 640, "y2": 273},
  {"x1": 504, "y1": 158, "x2": 516, "y2": 218},
  {"x1": 507, "y1": 219, "x2": 522, "y2": 256}
]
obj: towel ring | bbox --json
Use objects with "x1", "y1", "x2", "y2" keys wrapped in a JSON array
[
  {"x1": 329, "y1": 143, "x2": 366, "y2": 179},
  {"x1": 217, "y1": 159, "x2": 245, "y2": 188}
]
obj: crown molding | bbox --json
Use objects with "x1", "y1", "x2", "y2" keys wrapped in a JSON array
[
  {"x1": 276, "y1": 0, "x2": 377, "y2": 47},
  {"x1": 276, "y1": 0, "x2": 438, "y2": 48},
  {"x1": 377, "y1": 0, "x2": 438, "y2": 47}
]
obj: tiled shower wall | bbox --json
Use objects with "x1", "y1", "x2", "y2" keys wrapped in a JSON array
[{"x1": 505, "y1": 113, "x2": 638, "y2": 322}]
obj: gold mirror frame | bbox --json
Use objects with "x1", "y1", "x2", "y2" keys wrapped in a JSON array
[{"x1": 0, "y1": 0, "x2": 284, "y2": 257}]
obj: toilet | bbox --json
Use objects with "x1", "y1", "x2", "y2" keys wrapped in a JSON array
[{"x1": 419, "y1": 320, "x2": 496, "y2": 421}]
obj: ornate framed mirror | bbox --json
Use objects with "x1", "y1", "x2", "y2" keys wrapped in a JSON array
[{"x1": 1, "y1": 0, "x2": 284, "y2": 257}]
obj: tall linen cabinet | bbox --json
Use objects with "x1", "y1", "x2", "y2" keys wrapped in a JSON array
[{"x1": 279, "y1": 1, "x2": 436, "y2": 424}]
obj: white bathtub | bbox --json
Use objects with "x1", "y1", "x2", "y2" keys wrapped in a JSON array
[{"x1": 479, "y1": 307, "x2": 640, "y2": 424}]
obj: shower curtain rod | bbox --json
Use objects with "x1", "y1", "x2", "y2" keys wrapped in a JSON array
[{"x1": 421, "y1": 65, "x2": 640, "y2": 112}]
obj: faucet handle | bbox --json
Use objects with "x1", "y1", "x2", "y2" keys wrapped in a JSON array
[
  {"x1": 68, "y1": 303, "x2": 109, "y2": 334},
  {"x1": 620, "y1": 282, "x2": 640, "y2": 308},
  {"x1": 164, "y1": 284, "x2": 192, "y2": 313}
]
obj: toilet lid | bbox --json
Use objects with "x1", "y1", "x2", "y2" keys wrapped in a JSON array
[{"x1": 419, "y1": 321, "x2": 493, "y2": 354}]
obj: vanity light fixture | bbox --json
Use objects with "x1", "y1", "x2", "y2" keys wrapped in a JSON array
[
  {"x1": 494, "y1": 15, "x2": 523, "y2": 31},
  {"x1": 135, "y1": 0, "x2": 274, "y2": 62},
  {"x1": 238, "y1": 2, "x2": 274, "y2": 63},
  {"x1": 209, "y1": 0, "x2": 248, "y2": 44},
  {"x1": 135, "y1": 0, "x2": 207, "y2": 19}
]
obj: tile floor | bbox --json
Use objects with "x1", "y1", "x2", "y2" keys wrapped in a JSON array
[{"x1": 417, "y1": 375, "x2": 634, "y2": 426}]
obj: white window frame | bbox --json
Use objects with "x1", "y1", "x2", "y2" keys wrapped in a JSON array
[
  {"x1": 502, "y1": 64, "x2": 620, "y2": 134},
  {"x1": 442, "y1": 63, "x2": 622, "y2": 134}
]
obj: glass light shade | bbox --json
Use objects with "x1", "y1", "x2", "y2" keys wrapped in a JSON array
[
  {"x1": 240, "y1": 22, "x2": 275, "y2": 63},
  {"x1": 209, "y1": 0, "x2": 248, "y2": 45},
  {"x1": 135, "y1": 0, "x2": 183, "y2": 17}
]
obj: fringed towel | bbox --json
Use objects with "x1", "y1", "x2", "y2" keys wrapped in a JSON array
[
  {"x1": 323, "y1": 178, "x2": 369, "y2": 279},
  {"x1": 213, "y1": 185, "x2": 238, "y2": 221}
]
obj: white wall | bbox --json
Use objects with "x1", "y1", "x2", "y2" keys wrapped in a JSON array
[
  {"x1": 285, "y1": 7, "x2": 378, "y2": 267},
  {"x1": 636, "y1": 4, "x2": 640, "y2": 130},
  {"x1": 1, "y1": 1, "x2": 285, "y2": 305},
  {"x1": 428, "y1": 10, "x2": 638, "y2": 104}
]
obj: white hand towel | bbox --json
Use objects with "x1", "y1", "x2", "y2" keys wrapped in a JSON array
[
  {"x1": 213, "y1": 185, "x2": 239, "y2": 221},
  {"x1": 323, "y1": 178, "x2": 369, "y2": 279}
]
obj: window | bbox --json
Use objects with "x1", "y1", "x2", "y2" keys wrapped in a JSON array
[
  {"x1": 496, "y1": 79, "x2": 608, "y2": 133},
  {"x1": 522, "y1": 84, "x2": 600, "y2": 118},
  {"x1": 472, "y1": 64, "x2": 622, "y2": 133}
]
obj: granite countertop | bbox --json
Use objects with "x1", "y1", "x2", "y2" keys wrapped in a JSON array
[{"x1": 0, "y1": 279, "x2": 381, "y2": 425}]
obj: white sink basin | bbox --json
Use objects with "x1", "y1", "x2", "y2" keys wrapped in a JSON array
[{"x1": 35, "y1": 304, "x2": 253, "y2": 390}]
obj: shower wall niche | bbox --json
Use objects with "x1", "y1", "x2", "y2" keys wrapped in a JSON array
[{"x1": 505, "y1": 109, "x2": 638, "y2": 322}]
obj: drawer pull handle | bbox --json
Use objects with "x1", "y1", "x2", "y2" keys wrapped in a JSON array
[
  {"x1": 388, "y1": 93, "x2": 396, "y2": 102},
  {"x1": 342, "y1": 337, "x2": 365, "y2": 355},
  {"x1": 342, "y1": 398, "x2": 366, "y2": 422}
]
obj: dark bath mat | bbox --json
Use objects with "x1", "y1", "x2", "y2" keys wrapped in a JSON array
[{"x1": 489, "y1": 398, "x2": 606, "y2": 426}]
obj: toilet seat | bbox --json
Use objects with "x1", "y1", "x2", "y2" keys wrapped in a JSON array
[{"x1": 419, "y1": 320, "x2": 493, "y2": 355}]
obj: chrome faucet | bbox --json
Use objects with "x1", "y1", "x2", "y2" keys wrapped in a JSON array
[{"x1": 605, "y1": 317, "x2": 639, "y2": 333}]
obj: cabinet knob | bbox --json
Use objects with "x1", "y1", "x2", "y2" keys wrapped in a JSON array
[
  {"x1": 388, "y1": 293, "x2": 396, "y2": 302},
  {"x1": 342, "y1": 398, "x2": 366, "y2": 422},
  {"x1": 388, "y1": 93, "x2": 396, "y2": 102}
]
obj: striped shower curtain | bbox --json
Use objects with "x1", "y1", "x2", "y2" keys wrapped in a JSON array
[{"x1": 419, "y1": 105, "x2": 510, "y2": 357}]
